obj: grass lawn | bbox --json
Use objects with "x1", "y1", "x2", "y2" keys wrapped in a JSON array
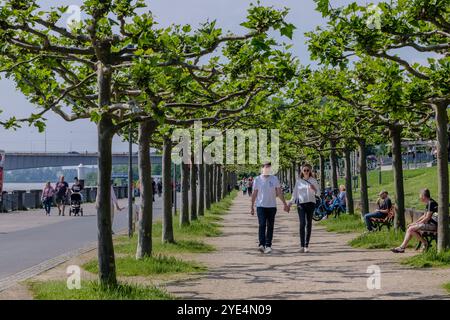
[
  {"x1": 28, "y1": 191, "x2": 237, "y2": 300},
  {"x1": 401, "y1": 249, "x2": 450, "y2": 268},
  {"x1": 84, "y1": 254, "x2": 206, "y2": 276},
  {"x1": 27, "y1": 281, "x2": 174, "y2": 300},
  {"x1": 444, "y1": 282, "x2": 450, "y2": 294},
  {"x1": 318, "y1": 214, "x2": 366, "y2": 233},
  {"x1": 349, "y1": 229, "x2": 418, "y2": 249},
  {"x1": 347, "y1": 165, "x2": 448, "y2": 209}
]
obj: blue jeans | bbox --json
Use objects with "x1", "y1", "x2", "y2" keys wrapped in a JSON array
[
  {"x1": 43, "y1": 197, "x2": 52, "y2": 214},
  {"x1": 364, "y1": 211, "x2": 385, "y2": 231},
  {"x1": 257, "y1": 207, "x2": 277, "y2": 247}
]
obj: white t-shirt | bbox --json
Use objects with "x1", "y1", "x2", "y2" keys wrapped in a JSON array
[
  {"x1": 289, "y1": 177, "x2": 320, "y2": 205},
  {"x1": 253, "y1": 175, "x2": 280, "y2": 208}
]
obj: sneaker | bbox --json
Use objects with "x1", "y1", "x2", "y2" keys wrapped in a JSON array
[
  {"x1": 391, "y1": 247, "x2": 405, "y2": 253},
  {"x1": 264, "y1": 247, "x2": 272, "y2": 254},
  {"x1": 258, "y1": 245, "x2": 265, "y2": 253},
  {"x1": 304, "y1": 247, "x2": 310, "y2": 253},
  {"x1": 299, "y1": 247, "x2": 305, "y2": 253}
]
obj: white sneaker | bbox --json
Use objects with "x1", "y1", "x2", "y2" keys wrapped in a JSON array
[
  {"x1": 304, "y1": 247, "x2": 310, "y2": 253},
  {"x1": 258, "y1": 245, "x2": 265, "y2": 253},
  {"x1": 299, "y1": 247, "x2": 305, "y2": 253},
  {"x1": 264, "y1": 247, "x2": 272, "y2": 254}
]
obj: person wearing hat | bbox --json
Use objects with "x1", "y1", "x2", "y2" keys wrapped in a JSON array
[{"x1": 363, "y1": 190, "x2": 392, "y2": 232}]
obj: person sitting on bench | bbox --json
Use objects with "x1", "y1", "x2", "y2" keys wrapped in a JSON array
[
  {"x1": 363, "y1": 190, "x2": 392, "y2": 232},
  {"x1": 391, "y1": 189, "x2": 438, "y2": 253}
]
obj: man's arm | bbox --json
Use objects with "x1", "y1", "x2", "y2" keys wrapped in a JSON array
[
  {"x1": 276, "y1": 187, "x2": 289, "y2": 212},
  {"x1": 250, "y1": 189, "x2": 258, "y2": 215}
]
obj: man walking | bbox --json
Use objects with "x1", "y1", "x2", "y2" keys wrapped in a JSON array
[
  {"x1": 55, "y1": 175, "x2": 69, "y2": 216},
  {"x1": 250, "y1": 162, "x2": 289, "y2": 254}
]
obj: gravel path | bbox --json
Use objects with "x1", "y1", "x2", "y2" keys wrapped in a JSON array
[{"x1": 165, "y1": 194, "x2": 450, "y2": 300}]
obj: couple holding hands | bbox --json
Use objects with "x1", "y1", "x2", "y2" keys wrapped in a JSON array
[{"x1": 250, "y1": 162, "x2": 320, "y2": 254}]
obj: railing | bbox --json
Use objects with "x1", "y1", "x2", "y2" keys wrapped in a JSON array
[{"x1": 0, "y1": 186, "x2": 129, "y2": 213}]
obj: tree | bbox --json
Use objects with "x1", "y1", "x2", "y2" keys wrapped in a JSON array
[{"x1": 309, "y1": 0, "x2": 450, "y2": 251}]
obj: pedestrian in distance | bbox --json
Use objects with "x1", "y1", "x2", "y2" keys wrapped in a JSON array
[
  {"x1": 250, "y1": 162, "x2": 289, "y2": 254},
  {"x1": 55, "y1": 175, "x2": 69, "y2": 216},
  {"x1": 287, "y1": 163, "x2": 320, "y2": 253},
  {"x1": 41, "y1": 181, "x2": 55, "y2": 216},
  {"x1": 96, "y1": 181, "x2": 124, "y2": 235}
]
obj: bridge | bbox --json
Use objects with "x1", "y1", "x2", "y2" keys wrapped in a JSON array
[{"x1": 2, "y1": 152, "x2": 162, "y2": 171}]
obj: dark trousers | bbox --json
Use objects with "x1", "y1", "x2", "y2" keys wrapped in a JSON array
[
  {"x1": 297, "y1": 202, "x2": 315, "y2": 248},
  {"x1": 364, "y1": 211, "x2": 385, "y2": 231},
  {"x1": 43, "y1": 197, "x2": 52, "y2": 214},
  {"x1": 257, "y1": 207, "x2": 277, "y2": 247}
]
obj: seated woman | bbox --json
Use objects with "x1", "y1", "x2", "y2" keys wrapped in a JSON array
[
  {"x1": 391, "y1": 189, "x2": 438, "y2": 253},
  {"x1": 337, "y1": 185, "x2": 347, "y2": 211},
  {"x1": 364, "y1": 190, "x2": 392, "y2": 232}
]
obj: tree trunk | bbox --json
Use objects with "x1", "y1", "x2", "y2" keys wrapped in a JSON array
[
  {"x1": 162, "y1": 135, "x2": 174, "y2": 243},
  {"x1": 180, "y1": 162, "x2": 190, "y2": 226},
  {"x1": 330, "y1": 139, "x2": 338, "y2": 190},
  {"x1": 435, "y1": 102, "x2": 450, "y2": 251},
  {"x1": 358, "y1": 138, "x2": 369, "y2": 218},
  {"x1": 96, "y1": 59, "x2": 116, "y2": 287},
  {"x1": 319, "y1": 153, "x2": 326, "y2": 193},
  {"x1": 344, "y1": 145, "x2": 354, "y2": 215},
  {"x1": 97, "y1": 115, "x2": 116, "y2": 287},
  {"x1": 221, "y1": 166, "x2": 227, "y2": 199},
  {"x1": 198, "y1": 164, "x2": 205, "y2": 216},
  {"x1": 389, "y1": 124, "x2": 406, "y2": 231},
  {"x1": 216, "y1": 165, "x2": 222, "y2": 202},
  {"x1": 136, "y1": 120, "x2": 155, "y2": 259},
  {"x1": 190, "y1": 162, "x2": 198, "y2": 221},
  {"x1": 205, "y1": 164, "x2": 211, "y2": 210},
  {"x1": 211, "y1": 164, "x2": 216, "y2": 204}
]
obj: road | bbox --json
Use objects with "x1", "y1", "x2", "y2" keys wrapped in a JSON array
[{"x1": 0, "y1": 193, "x2": 181, "y2": 284}]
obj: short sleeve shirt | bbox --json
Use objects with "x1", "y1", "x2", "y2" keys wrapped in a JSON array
[
  {"x1": 253, "y1": 175, "x2": 280, "y2": 208},
  {"x1": 377, "y1": 198, "x2": 392, "y2": 211},
  {"x1": 71, "y1": 184, "x2": 83, "y2": 193},
  {"x1": 55, "y1": 181, "x2": 69, "y2": 196},
  {"x1": 426, "y1": 199, "x2": 438, "y2": 224}
]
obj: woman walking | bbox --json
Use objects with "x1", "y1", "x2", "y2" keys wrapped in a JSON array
[
  {"x1": 42, "y1": 181, "x2": 55, "y2": 216},
  {"x1": 288, "y1": 164, "x2": 320, "y2": 253}
]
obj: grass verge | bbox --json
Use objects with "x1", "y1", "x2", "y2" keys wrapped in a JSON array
[
  {"x1": 318, "y1": 214, "x2": 366, "y2": 233},
  {"x1": 349, "y1": 229, "x2": 418, "y2": 249},
  {"x1": 401, "y1": 249, "x2": 450, "y2": 268},
  {"x1": 443, "y1": 282, "x2": 450, "y2": 293},
  {"x1": 27, "y1": 280, "x2": 174, "y2": 300}
]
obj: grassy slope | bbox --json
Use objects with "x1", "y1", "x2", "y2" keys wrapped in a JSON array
[{"x1": 346, "y1": 165, "x2": 448, "y2": 209}]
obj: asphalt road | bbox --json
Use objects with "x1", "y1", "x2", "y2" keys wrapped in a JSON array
[{"x1": 0, "y1": 193, "x2": 181, "y2": 281}]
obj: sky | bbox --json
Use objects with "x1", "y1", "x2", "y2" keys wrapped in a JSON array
[{"x1": 0, "y1": 0, "x2": 424, "y2": 153}]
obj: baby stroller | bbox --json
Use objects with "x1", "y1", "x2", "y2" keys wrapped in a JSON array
[{"x1": 69, "y1": 192, "x2": 83, "y2": 216}]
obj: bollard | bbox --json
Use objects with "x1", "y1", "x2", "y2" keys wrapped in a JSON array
[{"x1": 30, "y1": 190, "x2": 41, "y2": 209}]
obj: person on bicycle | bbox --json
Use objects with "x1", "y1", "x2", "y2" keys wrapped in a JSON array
[
  {"x1": 288, "y1": 163, "x2": 320, "y2": 253},
  {"x1": 363, "y1": 190, "x2": 392, "y2": 232}
]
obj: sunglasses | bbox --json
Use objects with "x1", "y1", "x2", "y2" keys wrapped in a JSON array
[{"x1": 303, "y1": 169, "x2": 310, "y2": 172}]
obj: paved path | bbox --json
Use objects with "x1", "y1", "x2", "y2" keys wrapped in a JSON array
[
  {"x1": 165, "y1": 194, "x2": 450, "y2": 299},
  {"x1": 0, "y1": 193, "x2": 180, "y2": 291}
]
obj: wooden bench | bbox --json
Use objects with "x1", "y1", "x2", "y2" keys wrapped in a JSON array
[
  {"x1": 415, "y1": 231, "x2": 438, "y2": 251},
  {"x1": 370, "y1": 206, "x2": 395, "y2": 231}
]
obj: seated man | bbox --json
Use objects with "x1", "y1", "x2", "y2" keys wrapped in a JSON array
[
  {"x1": 337, "y1": 185, "x2": 347, "y2": 211},
  {"x1": 391, "y1": 189, "x2": 438, "y2": 253},
  {"x1": 363, "y1": 190, "x2": 392, "y2": 232}
]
